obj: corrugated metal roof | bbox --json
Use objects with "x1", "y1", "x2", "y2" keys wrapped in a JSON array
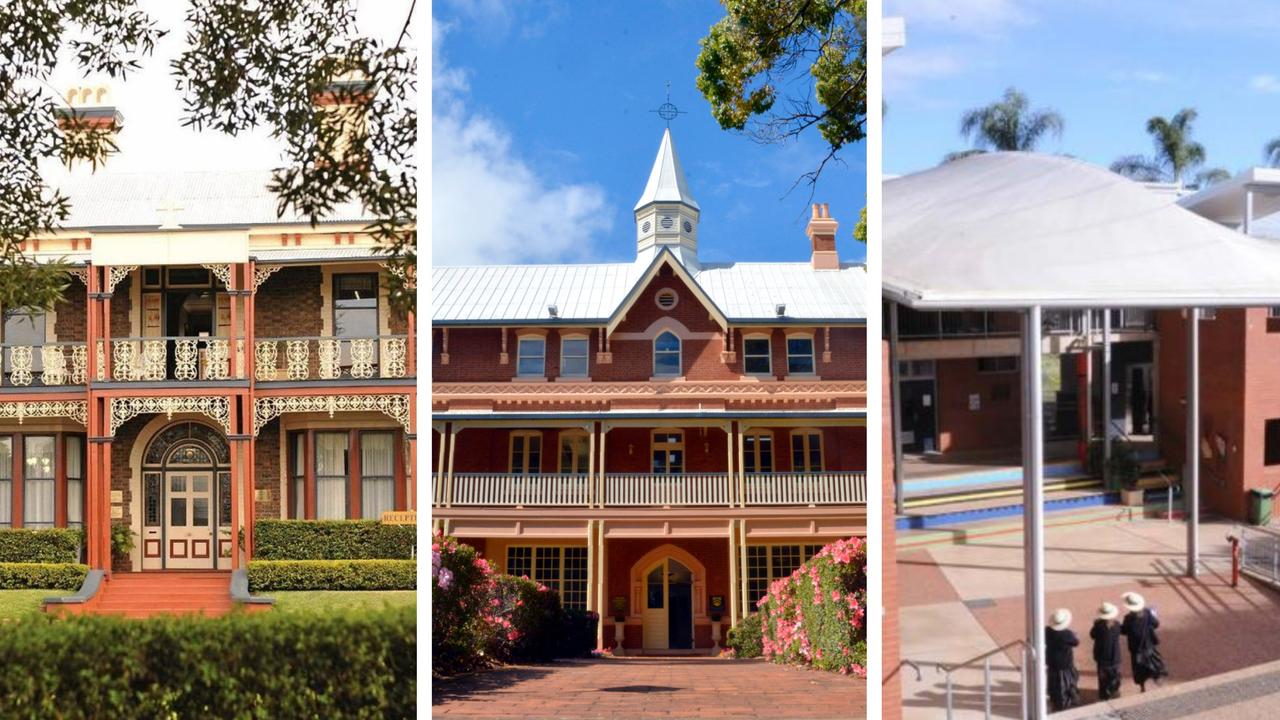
[
  {"x1": 52, "y1": 170, "x2": 372, "y2": 229},
  {"x1": 252, "y1": 246, "x2": 386, "y2": 263},
  {"x1": 432, "y1": 253, "x2": 867, "y2": 323}
]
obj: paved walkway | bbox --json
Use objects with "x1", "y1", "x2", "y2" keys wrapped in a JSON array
[
  {"x1": 432, "y1": 657, "x2": 867, "y2": 719},
  {"x1": 897, "y1": 516, "x2": 1280, "y2": 719}
]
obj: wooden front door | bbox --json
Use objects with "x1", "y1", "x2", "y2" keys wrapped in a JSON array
[
  {"x1": 164, "y1": 471, "x2": 215, "y2": 569},
  {"x1": 641, "y1": 558, "x2": 694, "y2": 650}
]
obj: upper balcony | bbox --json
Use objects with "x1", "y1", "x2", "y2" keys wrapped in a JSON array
[{"x1": 254, "y1": 335, "x2": 411, "y2": 382}]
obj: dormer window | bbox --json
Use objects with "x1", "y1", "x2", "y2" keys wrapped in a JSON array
[
  {"x1": 517, "y1": 337, "x2": 546, "y2": 377},
  {"x1": 786, "y1": 336, "x2": 816, "y2": 375},
  {"x1": 654, "y1": 331, "x2": 681, "y2": 377}
]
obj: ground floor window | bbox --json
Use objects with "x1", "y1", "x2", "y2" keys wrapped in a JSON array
[
  {"x1": 0, "y1": 432, "x2": 84, "y2": 529},
  {"x1": 504, "y1": 544, "x2": 589, "y2": 611},
  {"x1": 287, "y1": 428, "x2": 403, "y2": 521},
  {"x1": 745, "y1": 543, "x2": 826, "y2": 607}
]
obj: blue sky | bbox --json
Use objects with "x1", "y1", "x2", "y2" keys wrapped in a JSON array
[
  {"x1": 432, "y1": 1, "x2": 865, "y2": 267},
  {"x1": 885, "y1": 0, "x2": 1280, "y2": 177}
]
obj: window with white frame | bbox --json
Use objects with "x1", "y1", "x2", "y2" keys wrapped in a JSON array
[
  {"x1": 66, "y1": 435, "x2": 83, "y2": 526},
  {"x1": 23, "y1": 436, "x2": 55, "y2": 528},
  {"x1": 743, "y1": 430, "x2": 774, "y2": 473},
  {"x1": 560, "y1": 336, "x2": 589, "y2": 377},
  {"x1": 0, "y1": 437, "x2": 10, "y2": 526},
  {"x1": 743, "y1": 337, "x2": 771, "y2": 375},
  {"x1": 517, "y1": 336, "x2": 546, "y2": 377},
  {"x1": 360, "y1": 432, "x2": 396, "y2": 520},
  {"x1": 786, "y1": 336, "x2": 815, "y2": 375},
  {"x1": 654, "y1": 331, "x2": 681, "y2": 376},
  {"x1": 558, "y1": 430, "x2": 590, "y2": 474},
  {"x1": 510, "y1": 431, "x2": 542, "y2": 475},
  {"x1": 315, "y1": 432, "x2": 349, "y2": 520},
  {"x1": 651, "y1": 431, "x2": 684, "y2": 474},
  {"x1": 744, "y1": 544, "x2": 826, "y2": 607},
  {"x1": 505, "y1": 545, "x2": 589, "y2": 610},
  {"x1": 791, "y1": 431, "x2": 823, "y2": 473}
]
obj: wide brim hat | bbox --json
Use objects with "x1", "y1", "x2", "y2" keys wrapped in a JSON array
[
  {"x1": 1098, "y1": 602, "x2": 1119, "y2": 621},
  {"x1": 1050, "y1": 608, "x2": 1072, "y2": 631},
  {"x1": 1123, "y1": 592, "x2": 1145, "y2": 612}
]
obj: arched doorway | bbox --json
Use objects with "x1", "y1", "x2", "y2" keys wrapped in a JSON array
[
  {"x1": 138, "y1": 422, "x2": 232, "y2": 570},
  {"x1": 641, "y1": 557, "x2": 694, "y2": 650}
]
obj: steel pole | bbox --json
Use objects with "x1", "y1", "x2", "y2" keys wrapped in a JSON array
[
  {"x1": 890, "y1": 302, "x2": 906, "y2": 515},
  {"x1": 1024, "y1": 306, "x2": 1048, "y2": 719},
  {"x1": 1187, "y1": 307, "x2": 1200, "y2": 577},
  {"x1": 1103, "y1": 309, "x2": 1112, "y2": 485}
]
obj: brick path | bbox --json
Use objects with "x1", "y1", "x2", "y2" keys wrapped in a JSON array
[{"x1": 432, "y1": 657, "x2": 867, "y2": 719}]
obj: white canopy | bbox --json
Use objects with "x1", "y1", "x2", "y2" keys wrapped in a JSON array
[{"x1": 883, "y1": 152, "x2": 1280, "y2": 309}]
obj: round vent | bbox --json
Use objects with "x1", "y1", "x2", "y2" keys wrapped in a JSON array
[
  {"x1": 655, "y1": 289, "x2": 679, "y2": 310},
  {"x1": 660, "y1": 216, "x2": 674, "y2": 230},
  {"x1": 683, "y1": 220, "x2": 693, "y2": 233},
  {"x1": 642, "y1": 220, "x2": 652, "y2": 233}
]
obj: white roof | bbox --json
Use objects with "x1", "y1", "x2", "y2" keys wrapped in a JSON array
[
  {"x1": 634, "y1": 128, "x2": 699, "y2": 212},
  {"x1": 1179, "y1": 167, "x2": 1280, "y2": 226},
  {"x1": 51, "y1": 170, "x2": 372, "y2": 229},
  {"x1": 252, "y1": 246, "x2": 386, "y2": 263},
  {"x1": 432, "y1": 251, "x2": 867, "y2": 324},
  {"x1": 884, "y1": 152, "x2": 1280, "y2": 309}
]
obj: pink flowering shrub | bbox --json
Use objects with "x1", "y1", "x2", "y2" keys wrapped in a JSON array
[
  {"x1": 487, "y1": 574, "x2": 564, "y2": 663},
  {"x1": 755, "y1": 536, "x2": 867, "y2": 676}
]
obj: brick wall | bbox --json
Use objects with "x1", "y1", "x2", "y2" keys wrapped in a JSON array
[
  {"x1": 109, "y1": 275, "x2": 132, "y2": 338},
  {"x1": 54, "y1": 284, "x2": 87, "y2": 342},
  {"x1": 883, "y1": 340, "x2": 902, "y2": 718},
  {"x1": 935, "y1": 356, "x2": 1022, "y2": 453},
  {"x1": 256, "y1": 267, "x2": 323, "y2": 338},
  {"x1": 110, "y1": 416, "x2": 145, "y2": 572},
  {"x1": 255, "y1": 419, "x2": 281, "y2": 519}
]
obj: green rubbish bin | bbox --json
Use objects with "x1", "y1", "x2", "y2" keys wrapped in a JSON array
[{"x1": 1250, "y1": 488, "x2": 1274, "y2": 526}]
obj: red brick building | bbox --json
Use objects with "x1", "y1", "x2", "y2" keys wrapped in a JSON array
[
  {"x1": 432, "y1": 129, "x2": 867, "y2": 652},
  {"x1": 4, "y1": 87, "x2": 416, "y2": 577}
]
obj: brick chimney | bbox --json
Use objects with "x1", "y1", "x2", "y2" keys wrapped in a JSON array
[
  {"x1": 57, "y1": 85, "x2": 123, "y2": 169},
  {"x1": 807, "y1": 203, "x2": 839, "y2": 270},
  {"x1": 313, "y1": 69, "x2": 372, "y2": 165}
]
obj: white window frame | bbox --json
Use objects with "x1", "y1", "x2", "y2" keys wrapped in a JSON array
[
  {"x1": 516, "y1": 335, "x2": 546, "y2": 378},
  {"x1": 559, "y1": 335, "x2": 590, "y2": 378},
  {"x1": 505, "y1": 544, "x2": 589, "y2": 611},
  {"x1": 784, "y1": 333, "x2": 816, "y2": 376},
  {"x1": 745, "y1": 544, "x2": 824, "y2": 607},
  {"x1": 653, "y1": 331, "x2": 682, "y2": 377},
  {"x1": 742, "y1": 335, "x2": 772, "y2": 376}
]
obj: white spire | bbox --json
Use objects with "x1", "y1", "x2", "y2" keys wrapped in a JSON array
[{"x1": 634, "y1": 128, "x2": 700, "y2": 264}]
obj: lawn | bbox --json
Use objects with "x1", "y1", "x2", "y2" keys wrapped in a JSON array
[
  {"x1": 0, "y1": 589, "x2": 55, "y2": 620},
  {"x1": 270, "y1": 590, "x2": 416, "y2": 614}
]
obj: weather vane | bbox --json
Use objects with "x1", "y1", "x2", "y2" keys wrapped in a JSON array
[{"x1": 650, "y1": 81, "x2": 686, "y2": 127}]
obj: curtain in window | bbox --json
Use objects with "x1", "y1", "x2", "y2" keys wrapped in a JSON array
[
  {"x1": 315, "y1": 433, "x2": 348, "y2": 520},
  {"x1": 24, "y1": 437, "x2": 54, "y2": 527},
  {"x1": 291, "y1": 433, "x2": 306, "y2": 519},
  {"x1": 66, "y1": 436, "x2": 83, "y2": 526},
  {"x1": 0, "y1": 437, "x2": 10, "y2": 525},
  {"x1": 361, "y1": 433, "x2": 395, "y2": 519}
]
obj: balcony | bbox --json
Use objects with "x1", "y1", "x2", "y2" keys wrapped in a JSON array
[
  {"x1": 254, "y1": 336, "x2": 410, "y2": 382},
  {"x1": 437, "y1": 471, "x2": 866, "y2": 508},
  {"x1": 0, "y1": 342, "x2": 89, "y2": 388},
  {"x1": 100, "y1": 337, "x2": 246, "y2": 382}
]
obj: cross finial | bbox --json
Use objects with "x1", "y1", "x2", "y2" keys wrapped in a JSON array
[
  {"x1": 649, "y1": 81, "x2": 686, "y2": 127},
  {"x1": 156, "y1": 199, "x2": 184, "y2": 230}
]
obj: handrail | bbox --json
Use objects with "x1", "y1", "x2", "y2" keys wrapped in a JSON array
[
  {"x1": 934, "y1": 638, "x2": 1030, "y2": 675},
  {"x1": 1108, "y1": 420, "x2": 1177, "y2": 523},
  {"x1": 903, "y1": 639, "x2": 1033, "y2": 720}
]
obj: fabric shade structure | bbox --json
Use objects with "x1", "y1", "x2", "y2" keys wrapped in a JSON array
[
  {"x1": 883, "y1": 152, "x2": 1280, "y2": 719},
  {"x1": 883, "y1": 152, "x2": 1280, "y2": 309}
]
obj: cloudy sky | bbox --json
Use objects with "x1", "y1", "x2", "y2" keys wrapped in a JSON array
[
  {"x1": 885, "y1": 0, "x2": 1280, "y2": 177},
  {"x1": 431, "y1": 1, "x2": 866, "y2": 266}
]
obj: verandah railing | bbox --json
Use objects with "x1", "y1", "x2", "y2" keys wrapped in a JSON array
[
  {"x1": 255, "y1": 335, "x2": 409, "y2": 381},
  {"x1": 0, "y1": 342, "x2": 88, "y2": 387}
]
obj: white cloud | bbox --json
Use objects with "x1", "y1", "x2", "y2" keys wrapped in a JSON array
[
  {"x1": 885, "y1": 48, "x2": 965, "y2": 89},
  {"x1": 1250, "y1": 74, "x2": 1280, "y2": 93},
  {"x1": 1110, "y1": 70, "x2": 1168, "y2": 84},
  {"x1": 431, "y1": 20, "x2": 612, "y2": 265},
  {"x1": 886, "y1": 0, "x2": 1032, "y2": 36}
]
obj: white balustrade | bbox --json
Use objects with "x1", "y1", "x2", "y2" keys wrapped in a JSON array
[
  {"x1": 604, "y1": 473, "x2": 731, "y2": 506},
  {"x1": 742, "y1": 472, "x2": 866, "y2": 505},
  {"x1": 451, "y1": 473, "x2": 590, "y2": 506},
  {"x1": 254, "y1": 336, "x2": 411, "y2": 381},
  {"x1": 0, "y1": 343, "x2": 88, "y2": 387}
]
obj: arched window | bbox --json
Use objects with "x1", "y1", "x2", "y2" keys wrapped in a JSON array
[{"x1": 654, "y1": 331, "x2": 681, "y2": 377}]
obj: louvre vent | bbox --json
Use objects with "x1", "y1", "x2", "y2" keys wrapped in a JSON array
[
  {"x1": 660, "y1": 216, "x2": 674, "y2": 230},
  {"x1": 655, "y1": 289, "x2": 678, "y2": 310}
]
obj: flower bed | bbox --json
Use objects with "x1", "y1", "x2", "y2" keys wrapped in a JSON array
[{"x1": 754, "y1": 537, "x2": 867, "y2": 675}]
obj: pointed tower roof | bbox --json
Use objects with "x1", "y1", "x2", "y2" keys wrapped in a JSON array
[{"x1": 634, "y1": 128, "x2": 699, "y2": 212}]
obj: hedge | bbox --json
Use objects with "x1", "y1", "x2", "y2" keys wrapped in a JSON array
[
  {"x1": 0, "y1": 563, "x2": 88, "y2": 590},
  {"x1": 0, "y1": 528, "x2": 83, "y2": 564},
  {"x1": 254, "y1": 520, "x2": 415, "y2": 560},
  {"x1": 726, "y1": 610, "x2": 763, "y2": 658},
  {"x1": 0, "y1": 606, "x2": 414, "y2": 719},
  {"x1": 247, "y1": 559, "x2": 416, "y2": 591}
]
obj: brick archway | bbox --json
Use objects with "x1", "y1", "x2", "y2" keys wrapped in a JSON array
[{"x1": 628, "y1": 543, "x2": 708, "y2": 623}]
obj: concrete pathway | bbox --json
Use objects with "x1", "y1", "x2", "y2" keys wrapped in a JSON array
[
  {"x1": 432, "y1": 657, "x2": 867, "y2": 719},
  {"x1": 898, "y1": 516, "x2": 1280, "y2": 719}
]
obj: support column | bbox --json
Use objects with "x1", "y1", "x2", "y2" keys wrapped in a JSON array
[
  {"x1": 1245, "y1": 188, "x2": 1255, "y2": 236},
  {"x1": 1187, "y1": 308, "x2": 1200, "y2": 577},
  {"x1": 728, "y1": 518, "x2": 739, "y2": 627},
  {"x1": 596, "y1": 520, "x2": 606, "y2": 651},
  {"x1": 230, "y1": 433, "x2": 241, "y2": 571},
  {"x1": 444, "y1": 425, "x2": 459, "y2": 508},
  {"x1": 737, "y1": 426, "x2": 747, "y2": 508},
  {"x1": 598, "y1": 426, "x2": 609, "y2": 508},
  {"x1": 586, "y1": 519, "x2": 597, "y2": 648},
  {"x1": 890, "y1": 301, "x2": 905, "y2": 516},
  {"x1": 738, "y1": 519, "x2": 749, "y2": 619},
  {"x1": 1102, "y1": 309, "x2": 1112, "y2": 486},
  {"x1": 587, "y1": 423, "x2": 597, "y2": 507},
  {"x1": 102, "y1": 265, "x2": 113, "y2": 380},
  {"x1": 434, "y1": 423, "x2": 446, "y2": 506},
  {"x1": 244, "y1": 395, "x2": 256, "y2": 562},
  {"x1": 1023, "y1": 306, "x2": 1047, "y2": 720},
  {"x1": 725, "y1": 422, "x2": 736, "y2": 507},
  {"x1": 101, "y1": 430, "x2": 113, "y2": 576}
]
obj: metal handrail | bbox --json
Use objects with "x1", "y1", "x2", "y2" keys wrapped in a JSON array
[
  {"x1": 904, "y1": 639, "x2": 1034, "y2": 720},
  {"x1": 1108, "y1": 420, "x2": 1177, "y2": 523}
]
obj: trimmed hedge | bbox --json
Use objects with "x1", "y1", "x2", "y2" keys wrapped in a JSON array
[
  {"x1": 0, "y1": 563, "x2": 88, "y2": 590},
  {"x1": 726, "y1": 610, "x2": 763, "y2": 658},
  {"x1": 0, "y1": 528, "x2": 83, "y2": 563},
  {"x1": 254, "y1": 520, "x2": 415, "y2": 560},
  {"x1": 247, "y1": 559, "x2": 416, "y2": 591},
  {"x1": 0, "y1": 606, "x2": 414, "y2": 719}
]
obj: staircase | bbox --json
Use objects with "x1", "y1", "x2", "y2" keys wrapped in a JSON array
[{"x1": 54, "y1": 571, "x2": 237, "y2": 618}]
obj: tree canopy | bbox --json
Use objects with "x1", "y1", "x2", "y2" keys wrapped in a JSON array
[
  {"x1": 1110, "y1": 108, "x2": 1227, "y2": 188},
  {"x1": 946, "y1": 87, "x2": 1063, "y2": 162}
]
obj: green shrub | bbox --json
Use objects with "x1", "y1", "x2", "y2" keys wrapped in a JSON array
[
  {"x1": 559, "y1": 608, "x2": 599, "y2": 658},
  {"x1": 727, "y1": 610, "x2": 763, "y2": 658},
  {"x1": 247, "y1": 560, "x2": 415, "y2": 591},
  {"x1": 110, "y1": 523, "x2": 134, "y2": 558},
  {"x1": 0, "y1": 528, "x2": 83, "y2": 563},
  {"x1": 0, "y1": 606, "x2": 414, "y2": 719},
  {"x1": 0, "y1": 563, "x2": 88, "y2": 590},
  {"x1": 254, "y1": 520, "x2": 415, "y2": 560},
  {"x1": 489, "y1": 574, "x2": 565, "y2": 663}
]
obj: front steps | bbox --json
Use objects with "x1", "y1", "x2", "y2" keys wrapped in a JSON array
[{"x1": 48, "y1": 571, "x2": 254, "y2": 618}]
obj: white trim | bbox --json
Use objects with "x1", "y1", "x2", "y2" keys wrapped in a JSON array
[
  {"x1": 741, "y1": 333, "x2": 772, "y2": 376},
  {"x1": 559, "y1": 334, "x2": 590, "y2": 379},
  {"x1": 515, "y1": 333, "x2": 546, "y2": 378},
  {"x1": 784, "y1": 333, "x2": 816, "y2": 377},
  {"x1": 653, "y1": 330, "x2": 682, "y2": 378}
]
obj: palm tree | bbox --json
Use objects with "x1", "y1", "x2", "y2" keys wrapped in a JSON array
[
  {"x1": 1264, "y1": 137, "x2": 1280, "y2": 167},
  {"x1": 948, "y1": 88, "x2": 1064, "y2": 160},
  {"x1": 1110, "y1": 109, "x2": 1226, "y2": 187}
]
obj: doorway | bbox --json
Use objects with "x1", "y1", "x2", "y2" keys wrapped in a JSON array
[
  {"x1": 1128, "y1": 363, "x2": 1153, "y2": 436},
  {"x1": 139, "y1": 422, "x2": 232, "y2": 571},
  {"x1": 642, "y1": 557, "x2": 694, "y2": 651}
]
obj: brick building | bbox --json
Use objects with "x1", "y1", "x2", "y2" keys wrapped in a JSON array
[
  {"x1": 3, "y1": 86, "x2": 416, "y2": 577},
  {"x1": 432, "y1": 129, "x2": 867, "y2": 652}
]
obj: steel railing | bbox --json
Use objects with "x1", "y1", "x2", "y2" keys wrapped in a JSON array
[
  {"x1": 1107, "y1": 420, "x2": 1177, "y2": 523},
  {"x1": 904, "y1": 639, "x2": 1034, "y2": 720}
]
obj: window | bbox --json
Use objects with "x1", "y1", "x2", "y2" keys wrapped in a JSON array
[
  {"x1": 977, "y1": 356, "x2": 1018, "y2": 374},
  {"x1": 535, "y1": 546, "x2": 562, "y2": 594},
  {"x1": 218, "y1": 472, "x2": 231, "y2": 528},
  {"x1": 1270, "y1": 307, "x2": 1280, "y2": 319},
  {"x1": 559, "y1": 431, "x2": 590, "y2": 474},
  {"x1": 745, "y1": 544, "x2": 825, "y2": 607},
  {"x1": 66, "y1": 436, "x2": 83, "y2": 527},
  {"x1": 360, "y1": 432, "x2": 395, "y2": 520},
  {"x1": 517, "y1": 337, "x2": 546, "y2": 377},
  {"x1": 3, "y1": 309, "x2": 46, "y2": 375},
  {"x1": 654, "y1": 331, "x2": 681, "y2": 377},
  {"x1": 289, "y1": 432, "x2": 306, "y2": 519},
  {"x1": 1201, "y1": 308, "x2": 1217, "y2": 320},
  {"x1": 743, "y1": 337, "x2": 771, "y2": 375},
  {"x1": 791, "y1": 431, "x2": 823, "y2": 473},
  {"x1": 771, "y1": 545, "x2": 803, "y2": 579},
  {"x1": 0, "y1": 437, "x2": 10, "y2": 526},
  {"x1": 507, "y1": 546, "x2": 533, "y2": 579},
  {"x1": 334, "y1": 274, "x2": 379, "y2": 339},
  {"x1": 23, "y1": 436, "x2": 54, "y2": 528},
  {"x1": 786, "y1": 336, "x2": 815, "y2": 375},
  {"x1": 746, "y1": 546, "x2": 769, "y2": 607},
  {"x1": 743, "y1": 430, "x2": 773, "y2": 473},
  {"x1": 1266, "y1": 419, "x2": 1280, "y2": 466},
  {"x1": 510, "y1": 431, "x2": 542, "y2": 475},
  {"x1": 652, "y1": 431, "x2": 684, "y2": 474},
  {"x1": 315, "y1": 432, "x2": 349, "y2": 520},
  {"x1": 562, "y1": 547, "x2": 589, "y2": 610},
  {"x1": 647, "y1": 565, "x2": 664, "y2": 609},
  {"x1": 560, "y1": 337, "x2": 589, "y2": 377}
]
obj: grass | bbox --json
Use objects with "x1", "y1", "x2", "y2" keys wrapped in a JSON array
[
  {"x1": 270, "y1": 590, "x2": 416, "y2": 614},
  {"x1": 0, "y1": 589, "x2": 55, "y2": 619}
]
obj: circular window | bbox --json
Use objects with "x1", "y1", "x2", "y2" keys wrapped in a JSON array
[
  {"x1": 683, "y1": 220, "x2": 692, "y2": 233},
  {"x1": 660, "y1": 216, "x2": 674, "y2": 230},
  {"x1": 655, "y1": 289, "x2": 679, "y2": 310},
  {"x1": 642, "y1": 220, "x2": 652, "y2": 233}
]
